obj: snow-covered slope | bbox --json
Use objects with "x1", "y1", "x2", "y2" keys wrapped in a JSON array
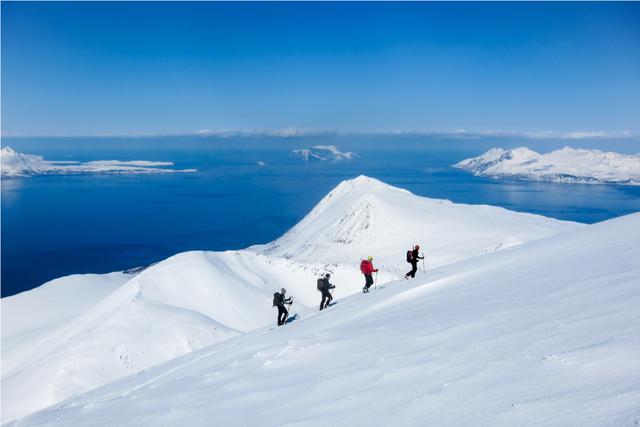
[
  {"x1": 1, "y1": 251, "x2": 369, "y2": 423},
  {"x1": 13, "y1": 212, "x2": 640, "y2": 427},
  {"x1": 259, "y1": 175, "x2": 580, "y2": 270},
  {"x1": 0, "y1": 146, "x2": 196, "y2": 177},
  {"x1": 1, "y1": 176, "x2": 580, "y2": 423},
  {"x1": 454, "y1": 146, "x2": 640, "y2": 185}
]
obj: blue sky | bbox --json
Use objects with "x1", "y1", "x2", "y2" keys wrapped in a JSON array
[{"x1": 2, "y1": 2, "x2": 639, "y2": 136}]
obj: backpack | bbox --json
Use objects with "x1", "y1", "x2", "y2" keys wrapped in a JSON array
[
  {"x1": 360, "y1": 260, "x2": 368, "y2": 274},
  {"x1": 317, "y1": 278, "x2": 324, "y2": 291},
  {"x1": 273, "y1": 292, "x2": 283, "y2": 307},
  {"x1": 406, "y1": 250, "x2": 413, "y2": 263}
]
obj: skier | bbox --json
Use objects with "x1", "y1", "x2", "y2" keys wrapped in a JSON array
[
  {"x1": 272, "y1": 288, "x2": 293, "y2": 326},
  {"x1": 360, "y1": 256, "x2": 378, "y2": 293},
  {"x1": 317, "y1": 273, "x2": 335, "y2": 310},
  {"x1": 405, "y1": 244, "x2": 424, "y2": 279}
]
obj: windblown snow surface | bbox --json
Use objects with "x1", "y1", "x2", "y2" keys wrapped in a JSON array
[
  {"x1": 454, "y1": 146, "x2": 640, "y2": 185},
  {"x1": 0, "y1": 147, "x2": 196, "y2": 177},
  {"x1": 4, "y1": 177, "x2": 637, "y2": 426}
]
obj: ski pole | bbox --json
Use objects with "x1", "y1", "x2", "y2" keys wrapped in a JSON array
[
  {"x1": 421, "y1": 254, "x2": 426, "y2": 273},
  {"x1": 374, "y1": 271, "x2": 378, "y2": 289}
]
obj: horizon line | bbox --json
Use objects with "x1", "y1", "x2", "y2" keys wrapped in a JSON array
[{"x1": 1, "y1": 128, "x2": 637, "y2": 140}]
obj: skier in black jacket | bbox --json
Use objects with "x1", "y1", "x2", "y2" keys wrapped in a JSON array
[
  {"x1": 273, "y1": 288, "x2": 293, "y2": 326},
  {"x1": 318, "y1": 273, "x2": 335, "y2": 311},
  {"x1": 405, "y1": 245, "x2": 424, "y2": 279}
]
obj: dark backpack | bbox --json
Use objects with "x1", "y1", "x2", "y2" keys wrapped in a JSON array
[
  {"x1": 317, "y1": 278, "x2": 324, "y2": 291},
  {"x1": 273, "y1": 292, "x2": 284, "y2": 307},
  {"x1": 406, "y1": 250, "x2": 413, "y2": 263}
]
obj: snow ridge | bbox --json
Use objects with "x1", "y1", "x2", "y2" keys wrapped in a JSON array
[{"x1": 454, "y1": 146, "x2": 640, "y2": 185}]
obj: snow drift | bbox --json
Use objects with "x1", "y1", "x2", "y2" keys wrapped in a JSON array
[
  {"x1": 2, "y1": 176, "x2": 582, "y2": 423},
  {"x1": 11, "y1": 212, "x2": 640, "y2": 426},
  {"x1": 454, "y1": 146, "x2": 640, "y2": 185}
]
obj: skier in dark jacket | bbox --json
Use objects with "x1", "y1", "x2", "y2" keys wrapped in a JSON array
[
  {"x1": 273, "y1": 288, "x2": 293, "y2": 326},
  {"x1": 405, "y1": 245, "x2": 424, "y2": 279},
  {"x1": 360, "y1": 256, "x2": 378, "y2": 293},
  {"x1": 318, "y1": 273, "x2": 335, "y2": 310}
]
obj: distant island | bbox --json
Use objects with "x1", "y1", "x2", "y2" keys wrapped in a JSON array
[
  {"x1": 291, "y1": 145, "x2": 356, "y2": 161},
  {"x1": 454, "y1": 147, "x2": 640, "y2": 186},
  {"x1": 1, "y1": 147, "x2": 197, "y2": 177}
]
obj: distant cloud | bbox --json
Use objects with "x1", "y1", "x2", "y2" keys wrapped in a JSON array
[
  {"x1": 2, "y1": 128, "x2": 636, "y2": 140},
  {"x1": 437, "y1": 129, "x2": 636, "y2": 140},
  {"x1": 193, "y1": 127, "x2": 335, "y2": 138}
]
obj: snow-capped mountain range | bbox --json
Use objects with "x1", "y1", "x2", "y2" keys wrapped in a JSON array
[
  {"x1": 290, "y1": 145, "x2": 356, "y2": 161},
  {"x1": 0, "y1": 146, "x2": 196, "y2": 177},
  {"x1": 3, "y1": 176, "x2": 638, "y2": 426},
  {"x1": 454, "y1": 146, "x2": 640, "y2": 185}
]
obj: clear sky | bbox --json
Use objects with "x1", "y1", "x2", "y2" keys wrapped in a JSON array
[{"x1": 2, "y1": 2, "x2": 639, "y2": 136}]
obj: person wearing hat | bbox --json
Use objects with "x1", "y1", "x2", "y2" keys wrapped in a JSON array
[
  {"x1": 360, "y1": 256, "x2": 378, "y2": 293},
  {"x1": 273, "y1": 287, "x2": 293, "y2": 326},
  {"x1": 405, "y1": 244, "x2": 424, "y2": 279},
  {"x1": 318, "y1": 273, "x2": 335, "y2": 311}
]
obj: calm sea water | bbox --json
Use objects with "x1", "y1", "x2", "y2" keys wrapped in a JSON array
[{"x1": 2, "y1": 135, "x2": 640, "y2": 297}]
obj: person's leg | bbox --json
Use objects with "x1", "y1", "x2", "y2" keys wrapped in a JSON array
[
  {"x1": 320, "y1": 292, "x2": 327, "y2": 310},
  {"x1": 324, "y1": 290, "x2": 333, "y2": 307},
  {"x1": 365, "y1": 274, "x2": 374, "y2": 289},
  {"x1": 410, "y1": 262, "x2": 418, "y2": 278},
  {"x1": 278, "y1": 306, "x2": 287, "y2": 325}
]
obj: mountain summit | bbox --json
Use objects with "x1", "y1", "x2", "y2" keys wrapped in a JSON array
[{"x1": 260, "y1": 175, "x2": 578, "y2": 267}]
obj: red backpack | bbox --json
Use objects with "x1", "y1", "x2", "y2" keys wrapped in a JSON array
[{"x1": 360, "y1": 260, "x2": 368, "y2": 274}]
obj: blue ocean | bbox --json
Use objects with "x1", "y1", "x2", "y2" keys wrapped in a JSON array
[{"x1": 2, "y1": 135, "x2": 639, "y2": 297}]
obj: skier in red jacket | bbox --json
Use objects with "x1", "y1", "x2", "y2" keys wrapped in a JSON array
[{"x1": 360, "y1": 256, "x2": 378, "y2": 293}]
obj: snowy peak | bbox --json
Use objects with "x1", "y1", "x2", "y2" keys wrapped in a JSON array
[
  {"x1": 454, "y1": 146, "x2": 640, "y2": 185},
  {"x1": 1, "y1": 146, "x2": 16, "y2": 156},
  {"x1": 259, "y1": 175, "x2": 580, "y2": 267},
  {"x1": 1, "y1": 146, "x2": 47, "y2": 176},
  {"x1": 335, "y1": 175, "x2": 406, "y2": 193},
  {"x1": 454, "y1": 147, "x2": 539, "y2": 175},
  {"x1": 309, "y1": 175, "x2": 405, "y2": 216}
]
